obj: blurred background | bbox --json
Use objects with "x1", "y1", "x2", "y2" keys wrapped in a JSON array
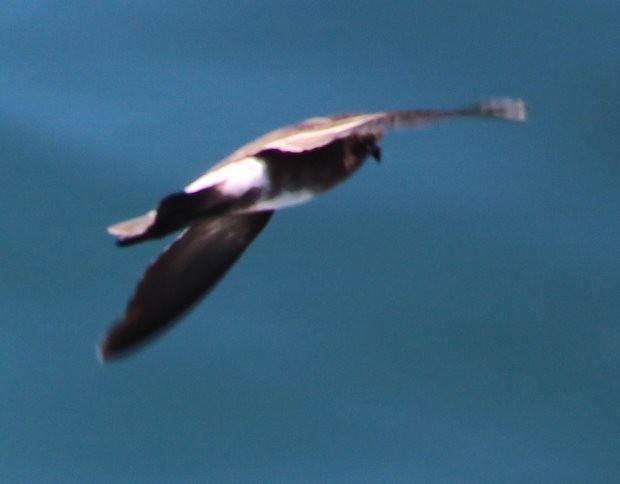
[{"x1": 2, "y1": 1, "x2": 619, "y2": 482}]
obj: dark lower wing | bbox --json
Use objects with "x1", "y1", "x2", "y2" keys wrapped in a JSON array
[{"x1": 99, "y1": 210, "x2": 273, "y2": 361}]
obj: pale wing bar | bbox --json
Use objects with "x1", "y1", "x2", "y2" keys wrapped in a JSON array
[{"x1": 264, "y1": 98, "x2": 527, "y2": 153}]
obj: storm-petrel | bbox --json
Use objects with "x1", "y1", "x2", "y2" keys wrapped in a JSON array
[{"x1": 98, "y1": 98, "x2": 527, "y2": 361}]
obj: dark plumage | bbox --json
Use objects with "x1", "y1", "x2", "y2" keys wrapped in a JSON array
[{"x1": 99, "y1": 98, "x2": 527, "y2": 361}]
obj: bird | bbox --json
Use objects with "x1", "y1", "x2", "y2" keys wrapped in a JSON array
[{"x1": 98, "y1": 98, "x2": 527, "y2": 362}]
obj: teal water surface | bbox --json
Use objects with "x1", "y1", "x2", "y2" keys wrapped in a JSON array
[{"x1": 2, "y1": 1, "x2": 619, "y2": 482}]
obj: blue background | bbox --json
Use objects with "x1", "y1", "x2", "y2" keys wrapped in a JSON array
[{"x1": 2, "y1": 1, "x2": 619, "y2": 482}]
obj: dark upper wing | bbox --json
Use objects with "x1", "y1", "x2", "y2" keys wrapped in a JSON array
[{"x1": 99, "y1": 210, "x2": 273, "y2": 361}]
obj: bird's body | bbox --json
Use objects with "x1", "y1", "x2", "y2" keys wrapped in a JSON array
[{"x1": 99, "y1": 99, "x2": 526, "y2": 361}]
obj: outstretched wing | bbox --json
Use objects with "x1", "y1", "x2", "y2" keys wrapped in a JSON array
[
  {"x1": 221, "y1": 98, "x2": 527, "y2": 161},
  {"x1": 99, "y1": 211, "x2": 273, "y2": 361}
]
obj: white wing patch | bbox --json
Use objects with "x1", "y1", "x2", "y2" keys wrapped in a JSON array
[{"x1": 184, "y1": 157, "x2": 268, "y2": 196}]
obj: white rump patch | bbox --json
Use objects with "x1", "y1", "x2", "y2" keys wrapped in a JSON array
[{"x1": 184, "y1": 157, "x2": 267, "y2": 196}]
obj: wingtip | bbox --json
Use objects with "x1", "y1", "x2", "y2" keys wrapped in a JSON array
[
  {"x1": 479, "y1": 98, "x2": 528, "y2": 122},
  {"x1": 107, "y1": 211, "x2": 157, "y2": 239},
  {"x1": 96, "y1": 339, "x2": 127, "y2": 364},
  {"x1": 96, "y1": 329, "x2": 125, "y2": 364},
  {"x1": 96, "y1": 330, "x2": 132, "y2": 363},
  {"x1": 96, "y1": 343, "x2": 108, "y2": 364}
]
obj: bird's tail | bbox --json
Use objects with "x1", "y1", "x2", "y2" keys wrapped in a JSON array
[
  {"x1": 107, "y1": 211, "x2": 157, "y2": 246},
  {"x1": 107, "y1": 192, "x2": 194, "y2": 247},
  {"x1": 107, "y1": 188, "x2": 232, "y2": 247}
]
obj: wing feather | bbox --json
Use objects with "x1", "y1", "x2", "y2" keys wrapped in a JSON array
[
  {"x1": 99, "y1": 211, "x2": 273, "y2": 361},
  {"x1": 218, "y1": 98, "x2": 527, "y2": 159}
]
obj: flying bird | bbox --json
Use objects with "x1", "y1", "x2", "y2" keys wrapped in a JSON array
[{"x1": 99, "y1": 98, "x2": 527, "y2": 361}]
